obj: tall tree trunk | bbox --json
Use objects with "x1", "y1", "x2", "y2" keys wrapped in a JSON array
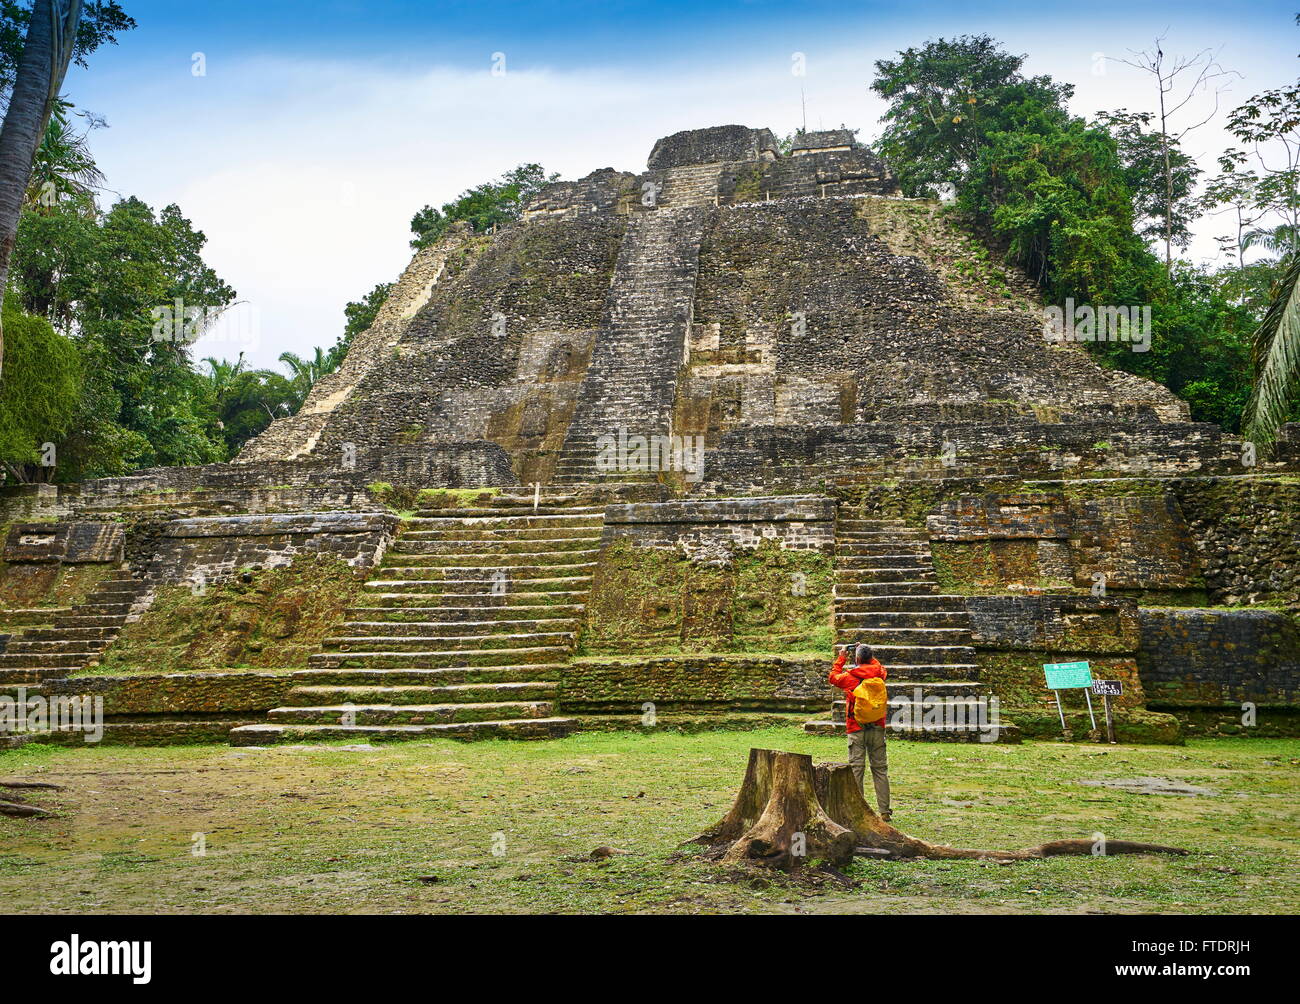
[{"x1": 0, "y1": 0, "x2": 84, "y2": 379}]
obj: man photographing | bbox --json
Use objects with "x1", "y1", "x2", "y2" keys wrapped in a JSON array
[{"x1": 828, "y1": 642, "x2": 891, "y2": 821}]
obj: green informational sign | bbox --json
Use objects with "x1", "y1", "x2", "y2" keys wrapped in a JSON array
[{"x1": 1043, "y1": 661, "x2": 1093, "y2": 689}]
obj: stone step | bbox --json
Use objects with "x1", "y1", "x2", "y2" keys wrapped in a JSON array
[
  {"x1": 836, "y1": 542, "x2": 930, "y2": 554},
  {"x1": 837, "y1": 546, "x2": 930, "y2": 561},
  {"x1": 229, "y1": 717, "x2": 578, "y2": 745},
  {"x1": 862, "y1": 644, "x2": 977, "y2": 665},
  {"x1": 837, "y1": 556, "x2": 933, "y2": 571},
  {"x1": 391, "y1": 536, "x2": 600, "y2": 553},
  {"x1": 835, "y1": 594, "x2": 970, "y2": 613},
  {"x1": 19, "y1": 627, "x2": 120, "y2": 642},
  {"x1": 321, "y1": 631, "x2": 575, "y2": 653},
  {"x1": 2, "y1": 639, "x2": 110, "y2": 655},
  {"x1": 405, "y1": 511, "x2": 603, "y2": 526},
  {"x1": 834, "y1": 626, "x2": 973, "y2": 646},
  {"x1": 879, "y1": 664, "x2": 981, "y2": 681},
  {"x1": 291, "y1": 666, "x2": 564, "y2": 687},
  {"x1": 84, "y1": 586, "x2": 143, "y2": 601},
  {"x1": 286, "y1": 681, "x2": 558, "y2": 705},
  {"x1": 363, "y1": 576, "x2": 592, "y2": 593},
  {"x1": 338, "y1": 618, "x2": 579, "y2": 637},
  {"x1": 345, "y1": 602, "x2": 585, "y2": 620},
  {"x1": 836, "y1": 567, "x2": 936, "y2": 584},
  {"x1": 834, "y1": 582, "x2": 939, "y2": 597},
  {"x1": 832, "y1": 682, "x2": 989, "y2": 703},
  {"x1": 307, "y1": 647, "x2": 569, "y2": 669},
  {"x1": 0, "y1": 652, "x2": 97, "y2": 668},
  {"x1": 268, "y1": 700, "x2": 555, "y2": 725},
  {"x1": 48, "y1": 614, "x2": 129, "y2": 630},
  {"x1": 0, "y1": 667, "x2": 76, "y2": 682},
  {"x1": 379, "y1": 551, "x2": 599, "y2": 568},
  {"x1": 835, "y1": 610, "x2": 971, "y2": 628},
  {"x1": 358, "y1": 590, "x2": 589, "y2": 607},
  {"x1": 374, "y1": 561, "x2": 598, "y2": 578},
  {"x1": 60, "y1": 602, "x2": 134, "y2": 617},
  {"x1": 1, "y1": 608, "x2": 71, "y2": 627}
]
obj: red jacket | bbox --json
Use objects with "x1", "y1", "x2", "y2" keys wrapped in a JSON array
[{"x1": 828, "y1": 650, "x2": 888, "y2": 733}]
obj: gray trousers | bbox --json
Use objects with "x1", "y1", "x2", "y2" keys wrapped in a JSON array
[{"x1": 848, "y1": 725, "x2": 891, "y2": 816}]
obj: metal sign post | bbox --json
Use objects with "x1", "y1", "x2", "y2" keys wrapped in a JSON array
[{"x1": 1043, "y1": 662, "x2": 1094, "y2": 739}]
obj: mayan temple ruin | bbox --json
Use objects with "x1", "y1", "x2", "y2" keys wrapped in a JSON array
[{"x1": 2, "y1": 124, "x2": 1298, "y2": 748}]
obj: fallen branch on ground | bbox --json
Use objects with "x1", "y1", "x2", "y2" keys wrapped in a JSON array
[
  {"x1": 1, "y1": 780, "x2": 65, "y2": 791},
  {"x1": 0, "y1": 799, "x2": 53, "y2": 818}
]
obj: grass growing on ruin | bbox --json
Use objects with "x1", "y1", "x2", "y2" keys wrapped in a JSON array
[
  {"x1": 2, "y1": 730, "x2": 1296, "y2": 915},
  {"x1": 89, "y1": 557, "x2": 365, "y2": 676},
  {"x1": 580, "y1": 539, "x2": 833, "y2": 657}
]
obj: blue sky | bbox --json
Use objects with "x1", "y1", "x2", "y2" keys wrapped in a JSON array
[{"x1": 58, "y1": 0, "x2": 1300, "y2": 368}]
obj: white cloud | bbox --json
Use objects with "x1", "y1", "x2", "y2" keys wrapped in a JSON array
[{"x1": 76, "y1": 25, "x2": 1295, "y2": 369}]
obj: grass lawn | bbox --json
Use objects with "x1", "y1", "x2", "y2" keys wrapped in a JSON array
[{"x1": 1, "y1": 729, "x2": 1296, "y2": 914}]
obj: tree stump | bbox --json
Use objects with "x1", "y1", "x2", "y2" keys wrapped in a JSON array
[
  {"x1": 692, "y1": 750, "x2": 1188, "y2": 870},
  {"x1": 692, "y1": 749, "x2": 855, "y2": 870}
]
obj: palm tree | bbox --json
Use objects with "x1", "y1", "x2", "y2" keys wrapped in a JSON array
[
  {"x1": 279, "y1": 346, "x2": 341, "y2": 410},
  {"x1": 0, "y1": 0, "x2": 85, "y2": 379},
  {"x1": 1242, "y1": 254, "x2": 1300, "y2": 447},
  {"x1": 203, "y1": 354, "x2": 248, "y2": 410},
  {"x1": 26, "y1": 101, "x2": 105, "y2": 210}
]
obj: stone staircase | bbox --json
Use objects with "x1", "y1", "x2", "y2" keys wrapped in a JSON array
[
  {"x1": 661, "y1": 163, "x2": 722, "y2": 208},
  {"x1": 230, "y1": 503, "x2": 606, "y2": 744},
  {"x1": 0, "y1": 572, "x2": 151, "y2": 687},
  {"x1": 806, "y1": 518, "x2": 1017, "y2": 742},
  {"x1": 553, "y1": 207, "x2": 708, "y2": 485}
]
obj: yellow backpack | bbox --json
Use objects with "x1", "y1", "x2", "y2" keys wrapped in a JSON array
[{"x1": 851, "y1": 677, "x2": 888, "y2": 726}]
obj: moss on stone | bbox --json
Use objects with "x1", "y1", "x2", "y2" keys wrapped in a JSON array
[
  {"x1": 931, "y1": 539, "x2": 1074, "y2": 595},
  {"x1": 0, "y1": 561, "x2": 116, "y2": 629},
  {"x1": 95, "y1": 556, "x2": 365, "y2": 674},
  {"x1": 578, "y1": 538, "x2": 832, "y2": 656}
]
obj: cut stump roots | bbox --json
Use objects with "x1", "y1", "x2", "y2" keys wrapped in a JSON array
[{"x1": 690, "y1": 749, "x2": 1189, "y2": 871}]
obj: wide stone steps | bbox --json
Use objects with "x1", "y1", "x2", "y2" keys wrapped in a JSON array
[
  {"x1": 371, "y1": 562, "x2": 597, "y2": 579},
  {"x1": 834, "y1": 582, "x2": 938, "y2": 597},
  {"x1": 337, "y1": 618, "x2": 579, "y2": 637},
  {"x1": 345, "y1": 602, "x2": 586, "y2": 620},
  {"x1": 832, "y1": 626, "x2": 972, "y2": 645},
  {"x1": 286, "y1": 681, "x2": 557, "y2": 705},
  {"x1": 268, "y1": 700, "x2": 554, "y2": 725},
  {"x1": 390, "y1": 537, "x2": 600, "y2": 553},
  {"x1": 290, "y1": 666, "x2": 565, "y2": 687},
  {"x1": 376, "y1": 551, "x2": 598, "y2": 568},
  {"x1": 401, "y1": 521, "x2": 601, "y2": 537},
  {"x1": 0, "y1": 651, "x2": 100, "y2": 668},
  {"x1": 356, "y1": 588, "x2": 587, "y2": 605},
  {"x1": 307, "y1": 646, "x2": 568, "y2": 669},
  {"x1": 836, "y1": 594, "x2": 970, "y2": 613},
  {"x1": 408, "y1": 507, "x2": 604, "y2": 521},
  {"x1": 823, "y1": 518, "x2": 998, "y2": 739},
  {"x1": 1, "y1": 638, "x2": 111, "y2": 654},
  {"x1": 244, "y1": 504, "x2": 601, "y2": 743},
  {"x1": 229, "y1": 718, "x2": 576, "y2": 745},
  {"x1": 2, "y1": 608, "x2": 70, "y2": 627},
  {"x1": 877, "y1": 663, "x2": 981, "y2": 681},
  {"x1": 835, "y1": 611, "x2": 971, "y2": 629},
  {"x1": 0, "y1": 572, "x2": 150, "y2": 682},
  {"x1": 837, "y1": 545, "x2": 930, "y2": 556},
  {"x1": 836, "y1": 567, "x2": 936, "y2": 584},
  {"x1": 363, "y1": 576, "x2": 592, "y2": 593},
  {"x1": 0, "y1": 667, "x2": 72, "y2": 683},
  {"x1": 321, "y1": 631, "x2": 575, "y2": 653}
]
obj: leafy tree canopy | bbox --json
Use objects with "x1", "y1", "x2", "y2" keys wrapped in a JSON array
[{"x1": 410, "y1": 163, "x2": 557, "y2": 249}]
